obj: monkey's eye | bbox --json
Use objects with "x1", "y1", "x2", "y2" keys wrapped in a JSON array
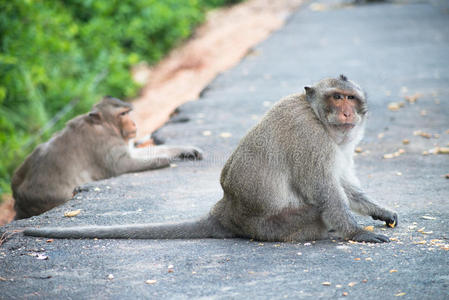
[
  {"x1": 333, "y1": 94, "x2": 342, "y2": 100},
  {"x1": 348, "y1": 95, "x2": 355, "y2": 100},
  {"x1": 119, "y1": 111, "x2": 128, "y2": 116}
]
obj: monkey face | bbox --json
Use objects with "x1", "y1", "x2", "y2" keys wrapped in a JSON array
[
  {"x1": 118, "y1": 109, "x2": 137, "y2": 140},
  {"x1": 324, "y1": 89, "x2": 364, "y2": 128}
]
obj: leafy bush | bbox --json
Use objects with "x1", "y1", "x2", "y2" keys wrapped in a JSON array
[{"x1": 0, "y1": 0, "x2": 241, "y2": 196}]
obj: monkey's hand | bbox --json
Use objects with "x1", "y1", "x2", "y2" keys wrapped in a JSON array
[
  {"x1": 350, "y1": 231, "x2": 390, "y2": 243},
  {"x1": 372, "y1": 211, "x2": 398, "y2": 228},
  {"x1": 177, "y1": 147, "x2": 203, "y2": 161}
]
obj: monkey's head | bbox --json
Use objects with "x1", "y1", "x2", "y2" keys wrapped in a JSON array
[
  {"x1": 88, "y1": 96, "x2": 137, "y2": 141},
  {"x1": 305, "y1": 75, "x2": 368, "y2": 145}
]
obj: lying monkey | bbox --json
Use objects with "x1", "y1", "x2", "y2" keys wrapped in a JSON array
[
  {"x1": 12, "y1": 96, "x2": 202, "y2": 219},
  {"x1": 25, "y1": 76, "x2": 397, "y2": 243}
]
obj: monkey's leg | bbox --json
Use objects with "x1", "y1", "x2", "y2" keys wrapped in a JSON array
[
  {"x1": 343, "y1": 182, "x2": 398, "y2": 227},
  {"x1": 320, "y1": 193, "x2": 390, "y2": 243},
  {"x1": 237, "y1": 207, "x2": 328, "y2": 242}
]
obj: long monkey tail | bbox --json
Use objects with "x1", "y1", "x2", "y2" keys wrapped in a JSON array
[{"x1": 23, "y1": 215, "x2": 235, "y2": 239}]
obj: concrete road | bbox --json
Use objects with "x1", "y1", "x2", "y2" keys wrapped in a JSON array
[{"x1": 1, "y1": 0, "x2": 448, "y2": 299}]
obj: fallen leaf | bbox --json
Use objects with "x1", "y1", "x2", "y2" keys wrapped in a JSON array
[
  {"x1": 202, "y1": 130, "x2": 212, "y2": 136},
  {"x1": 28, "y1": 252, "x2": 49, "y2": 260},
  {"x1": 0, "y1": 277, "x2": 7, "y2": 281},
  {"x1": 395, "y1": 292, "x2": 406, "y2": 297},
  {"x1": 348, "y1": 282, "x2": 357, "y2": 287},
  {"x1": 362, "y1": 279, "x2": 368, "y2": 283},
  {"x1": 387, "y1": 102, "x2": 401, "y2": 111},
  {"x1": 413, "y1": 130, "x2": 432, "y2": 139},
  {"x1": 220, "y1": 132, "x2": 232, "y2": 138},
  {"x1": 383, "y1": 149, "x2": 405, "y2": 159},
  {"x1": 336, "y1": 284, "x2": 343, "y2": 288},
  {"x1": 168, "y1": 265, "x2": 174, "y2": 273},
  {"x1": 36, "y1": 254, "x2": 48, "y2": 260},
  {"x1": 354, "y1": 258, "x2": 361, "y2": 261},
  {"x1": 365, "y1": 257, "x2": 373, "y2": 261},
  {"x1": 94, "y1": 187, "x2": 101, "y2": 192},
  {"x1": 355, "y1": 147, "x2": 363, "y2": 153},
  {"x1": 389, "y1": 269, "x2": 398, "y2": 273},
  {"x1": 145, "y1": 279, "x2": 157, "y2": 284},
  {"x1": 342, "y1": 292, "x2": 348, "y2": 296},
  {"x1": 402, "y1": 139, "x2": 410, "y2": 145},
  {"x1": 46, "y1": 239, "x2": 54, "y2": 243},
  {"x1": 322, "y1": 282, "x2": 331, "y2": 286},
  {"x1": 436, "y1": 147, "x2": 449, "y2": 154},
  {"x1": 404, "y1": 93, "x2": 419, "y2": 103},
  {"x1": 421, "y1": 216, "x2": 436, "y2": 220},
  {"x1": 107, "y1": 274, "x2": 114, "y2": 280},
  {"x1": 64, "y1": 209, "x2": 81, "y2": 217},
  {"x1": 413, "y1": 240, "x2": 427, "y2": 245}
]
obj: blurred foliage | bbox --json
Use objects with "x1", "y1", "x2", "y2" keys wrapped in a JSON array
[{"x1": 0, "y1": 0, "x2": 241, "y2": 196}]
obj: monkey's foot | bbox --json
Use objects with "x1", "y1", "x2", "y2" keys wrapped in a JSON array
[
  {"x1": 350, "y1": 231, "x2": 390, "y2": 243},
  {"x1": 72, "y1": 186, "x2": 91, "y2": 197},
  {"x1": 372, "y1": 212, "x2": 398, "y2": 228},
  {"x1": 178, "y1": 147, "x2": 203, "y2": 161}
]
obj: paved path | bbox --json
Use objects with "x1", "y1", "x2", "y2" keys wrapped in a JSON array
[{"x1": 1, "y1": 0, "x2": 448, "y2": 298}]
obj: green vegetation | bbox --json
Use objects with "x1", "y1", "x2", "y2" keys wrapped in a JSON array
[{"x1": 0, "y1": 0, "x2": 241, "y2": 196}]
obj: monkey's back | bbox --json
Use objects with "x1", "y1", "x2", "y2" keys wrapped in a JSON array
[
  {"x1": 12, "y1": 115, "x2": 107, "y2": 218},
  {"x1": 216, "y1": 93, "x2": 334, "y2": 234}
]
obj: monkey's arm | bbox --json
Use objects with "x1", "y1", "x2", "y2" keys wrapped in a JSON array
[
  {"x1": 106, "y1": 146, "x2": 170, "y2": 175},
  {"x1": 342, "y1": 181, "x2": 398, "y2": 227},
  {"x1": 130, "y1": 145, "x2": 203, "y2": 161},
  {"x1": 314, "y1": 183, "x2": 390, "y2": 243}
]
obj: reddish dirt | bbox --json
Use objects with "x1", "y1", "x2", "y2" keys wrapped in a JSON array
[
  {"x1": 0, "y1": 195, "x2": 15, "y2": 225},
  {"x1": 132, "y1": 0, "x2": 303, "y2": 138},
  {"x1": 0, "y1": 0, "x2": 303, "y2": 226}
]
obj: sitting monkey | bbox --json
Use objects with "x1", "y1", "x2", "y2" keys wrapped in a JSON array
[
  {"x1": 25, "y1": 76, "x2": 398, "y2": 243},
  {"x1": 12, "y1": 96, "x2": 202, "y2": 219}
]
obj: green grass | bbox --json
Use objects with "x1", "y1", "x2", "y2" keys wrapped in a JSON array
[{"x1": 0, "y1": 0, "x2": 242, "y2": 197}]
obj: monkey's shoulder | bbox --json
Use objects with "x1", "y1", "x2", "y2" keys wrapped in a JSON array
[
  {"x1": 261, "y1": 93, "x2": 327, "y2": 140},
  {"x1": 267, "y1": 93, "x2": 318, "y2": 124}
]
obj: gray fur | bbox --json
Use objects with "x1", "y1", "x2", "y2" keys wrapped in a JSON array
[{"x1": 24, "y1": 76, "x2": 397, "y2": 243}]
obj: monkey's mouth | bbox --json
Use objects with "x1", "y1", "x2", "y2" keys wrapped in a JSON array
[{"x1": 332, "y1": 123, "x2": 355, "y2": 130}]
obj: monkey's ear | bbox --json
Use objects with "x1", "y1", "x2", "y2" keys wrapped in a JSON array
[
  {"x1": 304, "y1": 86, "x2": 315, "y2": 102},
  {"x1": 88, "y1": 111, "x2": 102, "y2": 124}
]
